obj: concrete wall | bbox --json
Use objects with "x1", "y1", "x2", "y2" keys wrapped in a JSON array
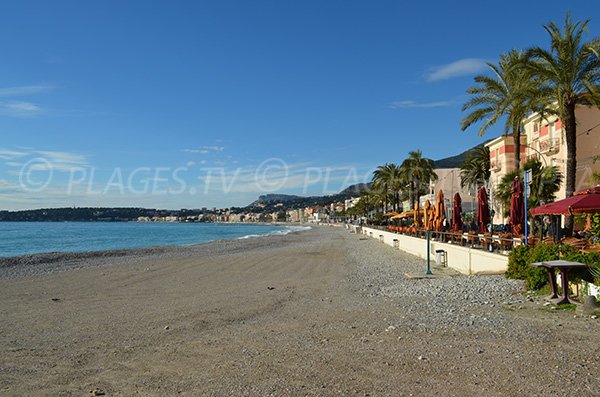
[{"x1": 355, "y1": 226, "x2": 508, "y2": 275}]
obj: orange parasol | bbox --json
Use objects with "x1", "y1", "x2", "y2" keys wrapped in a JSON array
[
  {"x1": 434, "y1": 190, "x2": 445, "y2": 231},
  {"x1": 413, "y1": 201, "x2": 420, "y2": 227},
  {"x1": 423, "y1": 200, "x2": 431, "y2": 230}
]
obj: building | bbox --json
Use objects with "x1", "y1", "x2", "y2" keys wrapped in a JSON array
[
  {"x1": 486, "y1": 105, "x2": 600, "y2": 224},
  {"x1": 345, "y1": 197, "x2": 361, "y2": 210},
  {"x1": 418, "y1": 168, "x2": 478, "y2": 220}
]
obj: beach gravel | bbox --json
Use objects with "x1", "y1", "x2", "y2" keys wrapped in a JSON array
[{"x1": 0, "y1": 225, "x2": 598, "y2": 396}]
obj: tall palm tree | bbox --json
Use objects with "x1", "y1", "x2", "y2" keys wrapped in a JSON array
[
  {"x1": 461, "y1": 50, "x2": 543, "y2": 170},
  {"x1": 371, "y1": 163, "x2": 403, "y2": 211},
  {"x1": 527, "y1": 13, "x2": 600, "y2": 228},
  {"x1": 400, "y1": 150, "x2": 438, "y2": 208},
  {"x1": 460, "y1": 146, "x2": 491, "y2": 191}
]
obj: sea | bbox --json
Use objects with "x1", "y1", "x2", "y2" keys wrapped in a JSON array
[{"x1": 0, "y1": 222, "x2": 310, "y2": 258}]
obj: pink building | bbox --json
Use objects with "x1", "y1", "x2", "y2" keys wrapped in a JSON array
[{"x1": 486, "y1": 105, "x2": 600, "y2": 224}]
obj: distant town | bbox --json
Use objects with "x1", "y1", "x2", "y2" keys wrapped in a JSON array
[{"x1": 0, "y1": 147, "x2": 480, "y2": 224}]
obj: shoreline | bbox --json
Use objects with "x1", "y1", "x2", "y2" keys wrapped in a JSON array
[
  {"x1": 0, "y1": 225, "x2": 313, "y2": 279},
  {"x1": 0, "y1": 223, "x2": 312, "y2": 266}
]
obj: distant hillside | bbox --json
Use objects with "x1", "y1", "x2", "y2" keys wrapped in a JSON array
[
  {"x1": 433, "y1": 140, "x2": 491, "y2": 168},
  {"x1": 0, "y1": 207, "x2": 191, "y2": 222},
  {"x1": 339, "y1": 183, "x2": 370, "y2": 196},
  {"x1": 251, "y1": 194, "x2": 303, "y2": 205}
]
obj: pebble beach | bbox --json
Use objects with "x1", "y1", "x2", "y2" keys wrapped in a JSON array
[{"x1": 0, "y1": 226, "x2": 598, "y2": 396}]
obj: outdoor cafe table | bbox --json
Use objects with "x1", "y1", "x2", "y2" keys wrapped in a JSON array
[{"x1": 531, "y1": 260, "x2": 588, "y2": 304}]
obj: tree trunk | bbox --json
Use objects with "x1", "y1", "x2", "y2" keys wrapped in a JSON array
[
  {"x1": 414, "y1": 178, "x2": 420, "y2": 208},
  {"x1": 564, "y1": 102, "x2": 577, "y2": 230},
  {"x1": 513, "y1": 124, "x2": 521, "y2": 170}
]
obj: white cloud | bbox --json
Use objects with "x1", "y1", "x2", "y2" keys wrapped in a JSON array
[
  {"x1": 36, "y1": 150, "x2": 88, "y2": 166},
  {"x1": 0, "y1": 149, "x2": 28, "y2": 160},
  {"x1": 425, "y1": 58, "x2": 489, "y2": 82},
  {"x1": 0, "y1": 101, "x2": 43, "y2": 117},
  {"x1": 0, "y1": 84, "x2": 54, "y2": 97},
  {"x1": 389, "y1": 100, "x2": 452, "y2": 109},
  {"x1": 0, "y1": 148, "x2": 88, "y2": 173},
  {"x1": 183, "y1": 146, "x2": 225, "y2": 154}
]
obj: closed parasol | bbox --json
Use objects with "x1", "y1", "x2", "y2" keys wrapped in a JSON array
[
  {"x1": 428, "y1": 202, "x2": 436, "y2": 230},
  {"x1": 423, "y1": 199, "x2": 431, "y2": 230},
  {"x1": 510, "y1": 176, "x2": 524, "y2": 235},
  {"x1": 413, "y1": 201, "x2": 420, "y2": 227},
  {"x1": 434, "y1": 190, "x2": 445, "y2": 231},
  {"x1": 452, "y1": 192, "x2": 462, "y2": 231},
  {"x1": 477, "y1": 187, "x2": 490, "y2": 233}
]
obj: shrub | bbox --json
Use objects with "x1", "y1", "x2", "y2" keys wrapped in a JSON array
[
  {"x1": 506, "y1": 244, "x2": 552, "y2": 290},
  {"x1": 506, "y1": 242, "x2": 600, "y2": 290}
]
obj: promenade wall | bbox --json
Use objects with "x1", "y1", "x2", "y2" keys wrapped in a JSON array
[{"x1": 351, "y1": 225, "x2": 508, "y2": 275}]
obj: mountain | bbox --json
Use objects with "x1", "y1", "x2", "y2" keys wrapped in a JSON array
[
  {"x1": 433, "y1": 140, "x2": 492, "y2": 168},
  {"x1": 253, "y1": 194, "x2": 303, "y2": 203},
  {"x1": 339, "y1": 183, "x2": 370, "y2": 195}
]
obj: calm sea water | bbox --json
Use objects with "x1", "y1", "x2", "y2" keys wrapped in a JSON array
[{"x1": 0, "y1": 222, "x2": 308, "y2": 258}]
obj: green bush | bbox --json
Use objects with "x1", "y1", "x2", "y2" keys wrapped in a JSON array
[
  {"x1": 506, "y1": 242, "x2": 600, "y2": 290},
  {"x1": 506, "y1": 245, "x2": 531, "y2": 280},
  {"x1": 562, "y1": 250, "x2": 600, "y2": 285},
  {"x1": 506, "y1": 244, "x2": 552, "y2": 290},
  {"x1": 506, "y1": 243, "x2": 558, "y2": 290}
]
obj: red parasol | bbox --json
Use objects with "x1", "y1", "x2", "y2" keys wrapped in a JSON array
[
  {"x1": 509, "y1": 176, "x2": 524, "y2": 235},
  {"x1": 477, "y1": 187, "x2": 490, "y2": 233},
  {"x1": 530, "y1": 185, "x2": 600, "y2": 216},
  {"x1": 452, "y1": 192, "x2": 462, "y2": 231}
]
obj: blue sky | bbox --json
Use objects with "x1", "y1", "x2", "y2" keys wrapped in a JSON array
[{"x1": 0, "y1": 1, "x2": 598, "y2": 210}]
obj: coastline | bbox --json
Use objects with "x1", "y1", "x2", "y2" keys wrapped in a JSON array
[
  {"x1": 0, "y1": 226, "x2": 597, "y2": 396},
  {"x1": 0, "y1": 222, "x2": 312, "y2": 270},
  {"x1": 0, "y1": 225, "x2": 312, "y2": 279}
]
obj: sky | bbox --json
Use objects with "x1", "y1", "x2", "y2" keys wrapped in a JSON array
[{"x1": 0, "y1": 0, "x2": 598, "y2": 210}]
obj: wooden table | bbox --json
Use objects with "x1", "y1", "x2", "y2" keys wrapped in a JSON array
[{"x1": 531, "y1": 260, "x2": 588, "y2": 304}]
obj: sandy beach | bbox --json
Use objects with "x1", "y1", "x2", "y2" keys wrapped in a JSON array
[{"x1": 0, "y1": 226, "x2": 598, "y2": 396}]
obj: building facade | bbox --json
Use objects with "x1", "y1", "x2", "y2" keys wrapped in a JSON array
[{"x1": 486, "y1": 105, "x2": 600, "y2": 224}]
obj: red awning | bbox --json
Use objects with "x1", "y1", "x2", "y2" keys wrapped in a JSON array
[{"x1": 530, "y1": 185, "x2": 600, "y2": 216}]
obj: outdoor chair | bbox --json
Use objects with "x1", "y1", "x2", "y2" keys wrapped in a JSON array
[
  {"x1": 527, "y1": 236, "x2": 539, "y2": 246},
  {"x1": 582, "y1": 244, "x2": 600, "y2": 254},
  {"x1": 480, "y1": 232, "x2": 494, "y2": 251},
  {"x1": 498, "y1": 233, "x2": 514, "y2": 251},
  {"x1": 542, "y1": 236, "x2": 554, "y2": 244},
  {"x1": 466, "y1": 231, "x2": 478, "y2": 247},
  {"x1": 561, "y1": 237, "x2": 588, "y2": 251}
]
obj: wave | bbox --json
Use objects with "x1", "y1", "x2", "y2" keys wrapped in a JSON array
[{"x1": 237, "y1": 225, "x2": 312, "y2": 239}]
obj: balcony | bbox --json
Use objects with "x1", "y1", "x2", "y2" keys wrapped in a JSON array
[
  {"x1": 528, "y1": 152, "x2": 540, "y2": 162},
  {"x1": 539, "y1": 137, "x2": 560, "y2": 154},
  {"x1": 490, "y1": 161, "x2": 502, "y2": 172}
]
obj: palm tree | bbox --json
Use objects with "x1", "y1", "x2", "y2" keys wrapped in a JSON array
[
  {"x1": 400, "y1": 150, "x2": 438, "y2": 208},
  {"x1": 527, "y1": 13, "x2": 600, "y2": 228},
  {"x1": 462, "y1": 50, "x2": 543, "y2": 170},
  {"x1": 460, "y1": 146, "x2": 491, "y2": 191},
  {"x1": 496, "y1": 158, "x2": 563, "y2": 217},
  {"x1": 371, "y1": 163, "x2": 403, "y2": 211}
]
